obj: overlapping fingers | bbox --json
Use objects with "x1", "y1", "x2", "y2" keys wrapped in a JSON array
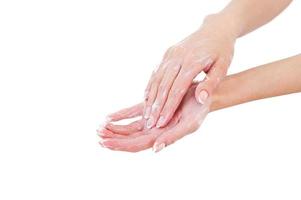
[
  {"x1": 145, "y1": 59, "x2": 182, "y2": 129},
  {"x1": 153, "y1": 54, "x2": 214, "y2": 128},
  {"x1": 99, "y1": 112, "x2": 181, "y2": 152},
  {"x1": 105, "y1": 120, "x2": 144, "y2": 135},
  {"x1": 99, "y1": 133, "x2": 158, "y2": 152},
  {"x1": 143, "y1": 47, "x2": 184, "y2": 120},
  {"x1": 195, "y1": 56, "x2": 230, "y2": 104}
]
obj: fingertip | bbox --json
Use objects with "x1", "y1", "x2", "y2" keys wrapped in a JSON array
[
  {"x1": 157, "y1": 112, "x2": 173, "y2": 128},
  {"x1": 152, "y1": 142, "x2": 166, "y2": 153},
  {"x1": 197, "y1": 90, "x2": 209, "y2": 104},
  {"x1": 146, "y1": 116, "x2": 155, "y2": 129},
  {"x1": 156, "y1": 116, "x2": 165, "y2": 128},
  {"x1": 105, "y1": 116, "x2": 112, "y2": 123}
]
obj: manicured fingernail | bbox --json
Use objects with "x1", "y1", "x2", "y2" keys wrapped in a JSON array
[
  {"x1": 198, "y1": 90, "x2": 208, "y2": 104},
  {"x1": 153, "y1": 142, "x2": 165, "y2": 153},
  {"x1": 105, "y1": 116, "x2": 112, "y2": 123},
  {"x1": 146, "y1": 116, "x2": 154, "y2": 129},
  {"x1": 144, "y1": 106, "x2": 151, "y2": 119},
  {"x1": 97, "y1": 130, "x2": 105, "y2": 137},
  {"x1": 99, "y1": 117, "x2": 111, "y2": 129},
  {"x1": 156, "y1": 116, "x2": 165, "y2": 128}
]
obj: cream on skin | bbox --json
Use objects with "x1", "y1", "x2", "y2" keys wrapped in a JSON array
[
  {"x1": 99, "y1": 84, "x2": 211, "y2": 152},
  {"x1": 143, "y1": 0, "x2": 293, "y2": 130},
  {"x1": 99, "y1": 54, "x2": 301, "y2": 153}
]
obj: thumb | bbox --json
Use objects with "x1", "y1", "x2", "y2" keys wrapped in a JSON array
[
  {"x1": 152, "y1": 121, "x2": 195, "y2": 153},
  {"x1": 195, "y1": 59, "x2": 228, "y2": 104}
]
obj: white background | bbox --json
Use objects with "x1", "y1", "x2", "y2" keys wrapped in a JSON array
[{"x1": 0, "y1": 0, "x2": 300, "y2": 199}]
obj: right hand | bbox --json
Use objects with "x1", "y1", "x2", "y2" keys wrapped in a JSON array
[{"x1": 143, "y1": 14, "x2": 237, "y2": 129}]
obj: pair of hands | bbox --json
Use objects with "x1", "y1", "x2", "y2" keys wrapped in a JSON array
[
  {"x1": 98, "y1": 84, "x2": 211, "y2": 153},
  {"x1": 99, "y1": 16, "x2": 236, "y2": 152}
]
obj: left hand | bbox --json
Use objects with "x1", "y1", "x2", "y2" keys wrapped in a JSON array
[{"x1": 98, "y1": 84, "x2": 211, "y2": 153}]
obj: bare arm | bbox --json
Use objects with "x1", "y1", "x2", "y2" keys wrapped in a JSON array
[
  {"x1": 212, "y1": 54, "x2": 301, "y2": 111},
  {"x1": 207, "y1": 0, "x2": 293, "y2": 38},
  {"x1": 144, "y1": 0, "x2": 293, "y2": 129},
  {"x1": 100, "y1": 55, "x2": 301, "y2": 153}
]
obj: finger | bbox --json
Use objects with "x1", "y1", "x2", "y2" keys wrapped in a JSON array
[
  {"x1": 100, "y1": 112, "x2": 182, "y2": 152},
  {"x1": 107, "y1": 103, "x2": 143, "y2": 122},
  {"x1": 143, "y1": 47, "x2": 178, "y2": 119},
  {"x1": 100, "y1": 132, "x2": 158, "y2": 152},
  {"x1": 97, "y1": 128, "x2": 127, "y2": 139},
  {"x1": 155, "y1": 65, "x2": 198, "y2": 128},
  {"x1": 195, "y1": 58, "x2": 229, "y2": 104},
  {"x1": 144, "y1": 71, "x2": 156, "y2": 100},
  {"x1": 143, "y1": 61, "x2": 170, "y2": 119},
  {"x1": 105, "y1": 120, "x2": 144, "y2": 135},
  {"x1": 146, "y1": 60, "x2": 182, "y2": 129}
]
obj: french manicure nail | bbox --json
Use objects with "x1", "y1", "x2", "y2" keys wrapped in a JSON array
[
  {"x1": 153, "y1": 142, "x2": 165, "y2": 153},
  {"x1": 146, "y1": 116, "x2": 154, "y2": 129},
  {"x1": 156, "y1": 116, "x2": 165, "y2": 128},
  {"x1": 198, "y1": 90, "x2": 208, "y2": 104},
  {"x1": 97, "y1": 131, "x2": 105, "y2": 137},
  {"x1": 105, "y1": 116, "x2": 112, "y2": 124},
  {"x1": 144, "y1": 106, "x2": 151, "y2": 119}
]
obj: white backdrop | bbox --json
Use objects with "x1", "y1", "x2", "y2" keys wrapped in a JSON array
[{"x1": 0, "y1": 0, "x2": 300, "y2": 199}]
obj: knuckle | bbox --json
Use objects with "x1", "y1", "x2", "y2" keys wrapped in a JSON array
[
  {"x1": 170, "y1": 63, "x2": 181, "y2": 73},
  {"x1": 164, "y1": 46, "x2": 176, "y2": 58}
]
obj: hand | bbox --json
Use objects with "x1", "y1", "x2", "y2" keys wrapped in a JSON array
[
  {"x1": 143, "y1": 15, "x2": 236, "y2": 130},
  {"x1": 98, "y1": 84, "x2": 211, "y2": 153}
]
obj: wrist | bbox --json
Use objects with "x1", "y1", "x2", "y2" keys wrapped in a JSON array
[
  {"x1": 210, "y1": 74, "x2": 237, "y2": 112},
  {"x1": 202, "y1": 13, "x2": 242, "y2": 41}
]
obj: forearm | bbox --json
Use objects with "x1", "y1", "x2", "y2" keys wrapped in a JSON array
[
  {"x1": 203, "y1": 0, "x2": 292, "y2": 39},
  {"x1": 211, "y1": 54, "x2": 301, "y2": 111}
]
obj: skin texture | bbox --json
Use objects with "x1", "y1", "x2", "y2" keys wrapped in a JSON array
[
  {"x1": 99, "y1": 54, "x2": 301, "y2": 153},
  {"x1": 211, "y1": 54, "x2": 301, "y2": 111},
  {"x1": 99, "y1": 84, "x2": 211, "y2": 153},
  {"x1": 143, "y1": 0, "x2": 292, "y2": 130}
]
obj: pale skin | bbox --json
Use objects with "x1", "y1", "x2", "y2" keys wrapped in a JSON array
[
  {"x1": 143, "y1": 0, "x2": 293, "y2": 130},
  {"x1": 99, "y1": 54, "x2": 301, "y2": 153}
]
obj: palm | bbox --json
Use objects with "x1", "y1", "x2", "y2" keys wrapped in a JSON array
[{"x1": 98, "y1": 84, "x2": 211, "y2": 152}]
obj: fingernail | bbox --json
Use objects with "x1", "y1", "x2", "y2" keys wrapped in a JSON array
[
  {"x1": 97, "y1": 130, "x2": 105, "y2": 137},
  {"x1": 105, "y1": 116, "x2": 112, "y2": 123},
  {"x1": 144, "y1": 106, "x2": 151, "y2": 119},
  {"x1": 156, "y1": 116, "x2": 165, "y2": 128},
  {"x1": 198, "y1": 90, "x2": 208, "y2": 104},
  {"x1": 99, "y1": 117, "x2": 111, "y2": 129},
  {"x1": 153, "y1": 142, "x2": 165, "y2": 153},
  {"x1": 146, "y1": 116, "x2": 154, "y2": 129}
]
